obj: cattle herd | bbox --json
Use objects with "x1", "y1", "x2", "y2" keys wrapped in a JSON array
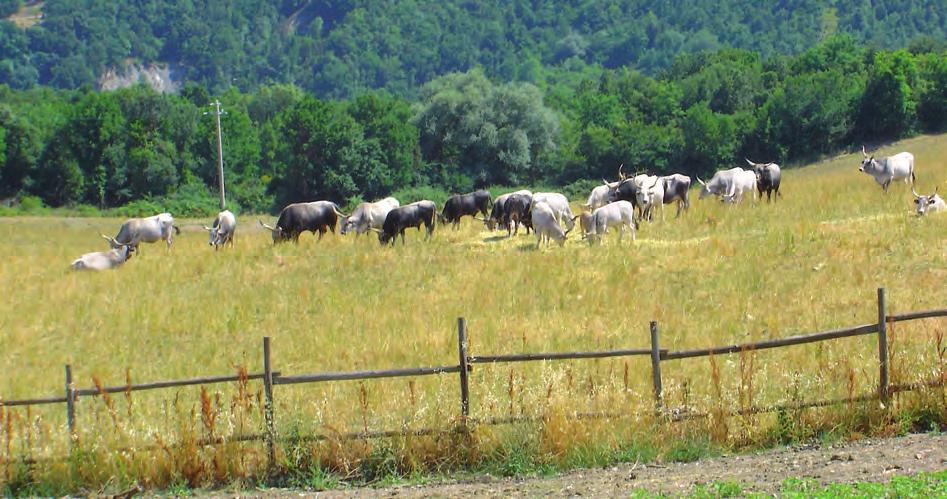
[{"x1": 70, "y1": 148, "x2": 944, "y2": 270}]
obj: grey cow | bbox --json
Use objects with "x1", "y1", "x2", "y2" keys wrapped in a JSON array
[
  {"x1": 859, "y1": 147, "x2": 915, "y2": 193},
  {"x1": 204, "y1": 210, "x2": 237, "y2": 250},
  {"x1": 102, "y1": 212, "x2": 178, "y2": 253}
]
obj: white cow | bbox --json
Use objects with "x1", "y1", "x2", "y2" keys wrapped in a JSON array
[
  {"x1": 102, "y1": 213, "x2": 177, "y2": 253},
  {"x1": 913, "y1": 187, "x2": 945, "y2": 216},
  {"x1": 532, "y1": 192, "x2": 578, "y2": 232},
  {"x1": 635, "y1": 175, "x2": 665, "y2": 222},
  {"x1": 531, "y1": 201, "x2": 569, "y2": 248},
  {"x1": 71, "y1": 245, "x2": 134, "y2": 271},
  {"x1": 588, "y1": 201, "x2": 636, "y2": 244},
  {"x1": 859, "y1": 147, "x2": 915, "y2": 193},
  {"x1": 341, "y1": 197, "x2": 400, "y2": 236},
  {"x1": 720, "y1": 169, "x2": 758, "y2": 204},
  {"x1": 203, "y1": 210, "x2": 236, "y2": 250},
  {"x1": 584, "y1": 181, "x2": 621, "y2": 211}
]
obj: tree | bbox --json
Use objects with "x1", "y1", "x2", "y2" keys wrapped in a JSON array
[{"x1": 857, "y1": 50, "x2": 919, "y2": 140}]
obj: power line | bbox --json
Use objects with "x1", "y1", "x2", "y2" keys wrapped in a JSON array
[{"x1": 203, "y1": 100, "x2": 227, "y2": 210}]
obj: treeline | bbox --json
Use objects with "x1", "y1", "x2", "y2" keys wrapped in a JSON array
[
  {"x1": 1, "y1": 1, "x2": 945, "y2": 97},
  {"x1": 0, "y1": 37, "x2": 945, "y2": 215}
]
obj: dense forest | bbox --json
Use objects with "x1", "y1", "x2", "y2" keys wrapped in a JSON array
[
  {"x1": 0, "y1": 1, "x2": 945, "y2": 97},
  {"x1": 1, "y1": 33, "x2": 945, "y2": 215}
]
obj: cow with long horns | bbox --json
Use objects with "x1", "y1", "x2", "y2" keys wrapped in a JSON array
[
  {"x1": 746, "y1": 158, "x2": 781, "y2": 202},
  {"x1": 259, "y1": 201, "x2": 346, "y2": 244},
  {"x1": 102, "y1": 213, "x2": 178, "y2": 254},
  {"x1": 204, "y1": 210, "x2": 236, "y2": 250},
  {"x1": 859, "y1": 147, "x2": 915, "y2": 193},
  {"x1": 72, "y1": 244, "x2": 135, "y2": 271},
  {"x1": 913, "y1": 187, "x2": 945, "y2": 216}
]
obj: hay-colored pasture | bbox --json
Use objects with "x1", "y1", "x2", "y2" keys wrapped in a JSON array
[{"x1": 1, "y1": 134, "x2": 945, "y2": 490}]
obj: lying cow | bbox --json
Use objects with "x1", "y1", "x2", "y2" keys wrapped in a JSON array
[
  {"x1": 259, "y1": 201, "x2": 346, "y2": 244},
  {"x1": 72, "y1": 244, "x2": 135, "y2": 271},
  {"x1": 859, "y1": 147, "x2": 915, "y2": 193},
  {"x1": 913, "y1": 187, "x2": 945, "y2": 216},
  {"x1": 341, "y1": 197, "x2": 400, "y2": 236},
  {"x1": 746, "y1": 159, "x2": 781, "y2": 202},
  {"x1": 378, "y1": 200, "x2": 437, "y2": 245},
  {"x1": 503, "y1": 193, "x2": 534, "y2": 236},
  {"x1": 440, "y1": 190, "x2": 492, "y2": 228},
  {"x1": 531, "y1": 201, "x2": 570, "y2": 248},
  {"x1": 102, "y1": 212, "x2": 178, "y2": 253},
  {"x1": 204, "y1": 210, "x2": 236, "y2": 250},
  {"x1": 588, "y1": 201, "x2": 636, "y2": 245}
]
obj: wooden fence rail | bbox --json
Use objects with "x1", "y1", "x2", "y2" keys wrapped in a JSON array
[{"x1": 1, "y1": 287, "x2": 946, "y2": 469}]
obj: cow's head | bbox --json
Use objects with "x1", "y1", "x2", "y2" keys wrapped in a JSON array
[
  {"x1": 859, "y1": 145, "x2": 878, "y2": 173},
  {"x1": 377, "y1": 230, "x2": 393, "y2": 245},
  {"x1": 339, "y1": 216, "x2": 352, "y2": 235},
  {"x1": 696, "y1": 177, "x2": 714, "y2": 200},
  {"x1": 258, "y1": 220, "x2": 285, "y2": 244},
  {"x1": 913, "y1": 187, "x2": 941, "y2": 216}
]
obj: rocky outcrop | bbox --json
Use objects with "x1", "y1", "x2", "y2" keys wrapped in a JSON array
[{"x1": 98, "y1": 63, "x2": 180, "y2": 93}]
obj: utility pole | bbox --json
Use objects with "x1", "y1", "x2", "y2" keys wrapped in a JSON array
[{"x1": 205, "y1": 100, "x2": 227, "y2": 210}]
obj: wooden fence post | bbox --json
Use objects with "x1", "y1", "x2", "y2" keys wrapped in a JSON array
[
  {"x1": 457, "y1": 317, "x2": 470, "y2": 425},
  {"x1": 263, "y1": 336, "x2": 276, "y2": 467},
  {"x1": 649, "y1": 321, "x2": 663, "y2": 413},
  {"x1": 877, "y1": 288, "x2": 889, "y2": 406},
  {"x1": 65, "y1": 364, "x2": 75, "y2": 440}
]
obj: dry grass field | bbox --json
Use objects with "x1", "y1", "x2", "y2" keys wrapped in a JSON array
[{"x1": 1, "y1": 134, "x2": 946, "y2": 492}]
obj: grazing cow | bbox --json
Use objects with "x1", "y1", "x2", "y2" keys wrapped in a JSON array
[
  {"x1": 258, "y1": 201, "x2": 346, "y2": 244},
  {"x1": 486, "y1": 190, "x2": 532, "y2": 231},
  {"x1": 588, "y1": 201, "x2": 636, "y2": 245},
  {"x1": 698, "y1": 168, "x2": 753, "y2": 203},
  {"x1": 71, "y1": 245, "x2": 134, "y2": 271},
  {"x1": 503, "y1": 193, "x2": 534, "y2": 236},
  {"x1": 531, "y1": 192, "x2": 578, "y2": 232},
  {"x1": 913, "y1": 187, "x2": 945, "y2": 216},
  {"x1": 203, "y1": 210, "x2": 236, "y2": 250},
  {"x1": 859, "y1": 147, "x2": 915, "y2": 193},
  {"x1": 341, "y1": 197, "x2": 400, "y2": 236},
  {"x1": 378, "y1": 200, "x2": 437, "y2": 245},
  {"x1": 661, "y1": 174, "x2": 692, "y2": 217},
  {"x1": 440, "y1": 190, "x2": 492, "y2": 228},
  {"x1": 102, "y1": 213, "x2": 178, "y2": 253},
  {"x1": 578, "y1": 211, "x2": 595, "y2": 240},
  {"x1": 720, "y1": 169, "x2": 758, "y2": 204},
  {"x1": 635, "y1": 176, "x2": 665, "y2": 222},
  {"x1": 531, "y1": 201, "x2": 570, "y2": 248},
  {"x1": 745, "y1": 159, "x2": 781, "y2": 202}
]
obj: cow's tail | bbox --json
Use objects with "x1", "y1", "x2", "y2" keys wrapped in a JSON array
[
  {"x1": 911, "y1": 170, "x2": 916, "y2": 185},
  {"x1": 172, "y1": 225, "x2": 181, "y2": 235}
]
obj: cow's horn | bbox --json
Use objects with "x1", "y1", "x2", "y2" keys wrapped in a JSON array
[
  {"x1": 862, "y1": 145, "x2": 868, "y2": 157},
  {"x1": 618, "y1": 163, "x2": 625, "y2": 180},
  {"x1": 202, "y1": 225, "x2": 213, "y2": 231},
  {"x1": 696, "y1": 176, "x2": 706, "y2": 186},
  {"x1": 912, "y1": 187, "x2": 921, "y2": 198},
  {"x1": 745, "y1": 158, "x2": 756, "y2": 166},
  {"x1": 258, "y1": 219, "x2": 275, "y2": 230}
]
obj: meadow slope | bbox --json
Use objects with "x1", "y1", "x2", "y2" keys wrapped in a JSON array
[{"x1": 1, "y1": 135, "x2": 945, "y2": 490}]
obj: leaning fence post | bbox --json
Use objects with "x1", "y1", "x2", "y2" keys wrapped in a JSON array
[
  {"x1": 457, "y1": 317, "x2": 471, "y2": 426},
  {"x1": 65, "y1": 364, "x2": 76, "y2": 440},
  {"x1": 649, "y1": 321, "x2": 663, "y2": 413},
  {"x1": 263, "y1": 336, "x2": 276, "y2": 467},
  {"x1": 877, "y1": 288, "x2": 889, "y2": 406}
]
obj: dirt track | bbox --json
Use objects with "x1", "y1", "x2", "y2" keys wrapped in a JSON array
[{"x1": 304, "y1": 433, "x2": 946, "y2": 497}]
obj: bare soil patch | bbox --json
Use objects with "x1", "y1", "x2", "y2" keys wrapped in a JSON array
[{"x1": 265, "y1": 433, "x2": 946, "y2": 497}]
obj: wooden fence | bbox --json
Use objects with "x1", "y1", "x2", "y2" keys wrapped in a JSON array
[{"x1": 2, "y1": 287, "x2": 945, "y2": 467}]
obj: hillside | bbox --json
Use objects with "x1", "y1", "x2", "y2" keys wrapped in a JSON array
[{"x1": 0, "y1": 0, "x2": 945, "y2": 96}]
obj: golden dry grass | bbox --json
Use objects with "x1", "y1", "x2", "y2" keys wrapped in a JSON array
[{"x1": 1, "y1": 134, "x2": 946, "y2": 491}]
